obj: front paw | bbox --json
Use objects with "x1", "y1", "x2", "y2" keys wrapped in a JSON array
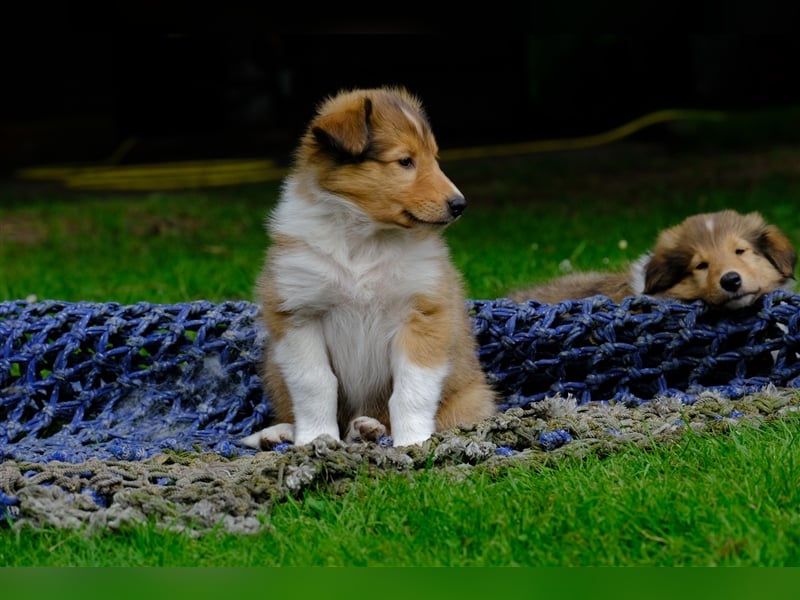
[
  {"x1": 239, "y1": 422, "x2": 295, "y2": 449},
  {"x1": 390, "y1": 433, "x2": 431, "y2": 448},
  {"x1": 344, "y1": 416, "x2": 387, "y2": 443}
]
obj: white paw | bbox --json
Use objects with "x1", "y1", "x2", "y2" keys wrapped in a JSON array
[
  {"x1": 239, "y1": 422, "x2": 295, "y2": 449},
  {"x1": 390, "y1": 432, "x2": 431, "y2": 448},
  {"x1": 344, "y1": 416, "x2": 387, "y2": 443}
]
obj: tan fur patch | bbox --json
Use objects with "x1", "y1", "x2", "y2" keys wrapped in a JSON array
[{"x1": 397, "y1": 276, "x2": 455, "y2": 369}]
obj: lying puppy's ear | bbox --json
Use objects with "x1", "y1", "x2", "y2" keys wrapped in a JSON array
[
  {"x1": 758, "y1": 225, "x2": 798, "y2": 279},
  {"x1": 643, "y1": 252, "x2": 687, "y2": 295},
  {"x1": 311, "y1": 97, "x2": 372, "y2": 160}
]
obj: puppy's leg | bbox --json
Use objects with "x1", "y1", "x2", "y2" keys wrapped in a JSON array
[
  {"x1": 269, "y1": 320, "x2": 340, "y2": 445},
  {"x1": 240, "y1": 422, "x2": 294, "y2": 449},
  {"x1": 344, "y1": 416, "x2": 387, "y2": 443},
  {"x1": 389, "y1": 293, "x2": 454, "y2": 446},
  {"x1": 389, "y1": 352, "x2": 448, "y2": 446}
]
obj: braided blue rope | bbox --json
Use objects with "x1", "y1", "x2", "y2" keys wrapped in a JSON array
[{"x1": 2, "y1": 291, "x2": 800, "y2": 464}]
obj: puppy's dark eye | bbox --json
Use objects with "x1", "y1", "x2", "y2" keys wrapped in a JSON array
[
  {"x1": 398, "y1": 157, "x2": 415, "y2": 168},
  {"x1": 695, "y1": 262, "x2": 709, "y2": 270},
  {"x1": 735, "y1": 248, "x2": 746, "y2": 255}
]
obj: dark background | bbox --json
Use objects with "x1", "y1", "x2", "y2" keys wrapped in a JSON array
[{"x1": 3, "y1": 18, "x2": 800, "y2": 174}]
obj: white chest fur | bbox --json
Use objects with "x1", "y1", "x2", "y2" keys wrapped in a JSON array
[{"x1": 266, "y1": 178, "x2": 449, "y2": 409}]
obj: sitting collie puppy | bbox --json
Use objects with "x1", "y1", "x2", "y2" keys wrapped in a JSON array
[
  {"x1": 509, "y1": 210, "x2": 797, "y2": 309},
  {"x1": 240, "y1": 86, "x2": 496, "y2": 450}
]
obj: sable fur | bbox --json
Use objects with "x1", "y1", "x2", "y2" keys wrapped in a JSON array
[
  {"x1": 241, "y1": 86, "x2": 496, "y2": 450},
  {"x1": 509, "y1": 210, "x2": 797, "y2": 309}
]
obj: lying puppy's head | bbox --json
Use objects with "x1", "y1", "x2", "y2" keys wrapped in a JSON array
[
  {"x1": 644, "y1": 210, "x2": 797, "y2": 309},
  {"x1": 294, "y1": 86, "x2": 465, "y2": 229}
]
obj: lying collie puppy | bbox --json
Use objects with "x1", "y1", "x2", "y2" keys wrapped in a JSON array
[
  {"x1": 241, "y1": 86, "x2": 496, "y2": 450},
  {"x1": 509, "y1": 209, "x2": 797, "y2": 309}
]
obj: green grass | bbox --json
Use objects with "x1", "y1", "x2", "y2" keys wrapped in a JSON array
[
  {"x1": 0, "y1": 187, "x2": 273, "y2": 303},
  {"x1": 2, "y1": 138, "x2": 800, "y2": 565},
  {"x1": 2, "y1": 416, "x2": 799, "y2": 566}
]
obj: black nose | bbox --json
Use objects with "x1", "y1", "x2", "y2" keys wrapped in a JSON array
[
  {"x1": 720, "y1": 271, "x2": 742, "y2": 292},
  {"x1": 447, "y1": 195, "x2": 466, "y2": 218}
]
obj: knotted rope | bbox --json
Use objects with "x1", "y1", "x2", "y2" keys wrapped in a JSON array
[{"x1": 2, "y1": 292, "x2": 800, "y2": 533}]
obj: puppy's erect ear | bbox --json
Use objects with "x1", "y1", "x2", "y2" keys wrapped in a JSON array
[
  {"x1": 758, "y1": 225, "x2": 798, "y2": 279},
  {"x1": 643, "y1": 252, "x2": 687, "y2": 295},
  {"x1": 311, "y1": 97, "x2": 372, "y2": 160}
]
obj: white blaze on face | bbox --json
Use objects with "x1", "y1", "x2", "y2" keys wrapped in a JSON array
[
  {"x1": 704, "y1": 217, "x2": 716, "y2": 233},
  {"x1": 401, "y1": 105, "x2": 425, "y2": 140}
]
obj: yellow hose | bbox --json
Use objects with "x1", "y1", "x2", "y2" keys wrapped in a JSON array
[
  {"x1": 15, "y1": 108, "x2": 727, "y2": 191},
  {"x1": 439, "y1": 109, "x2": 726, "y2": 161}
]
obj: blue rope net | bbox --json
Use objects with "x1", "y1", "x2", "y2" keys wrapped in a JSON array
[
  {"x1": 0, "y1": 300, "x2": 266, "y2": 464},
  {"x1": 2, "y1": 292, "x2": 800, "y2": 465}
]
